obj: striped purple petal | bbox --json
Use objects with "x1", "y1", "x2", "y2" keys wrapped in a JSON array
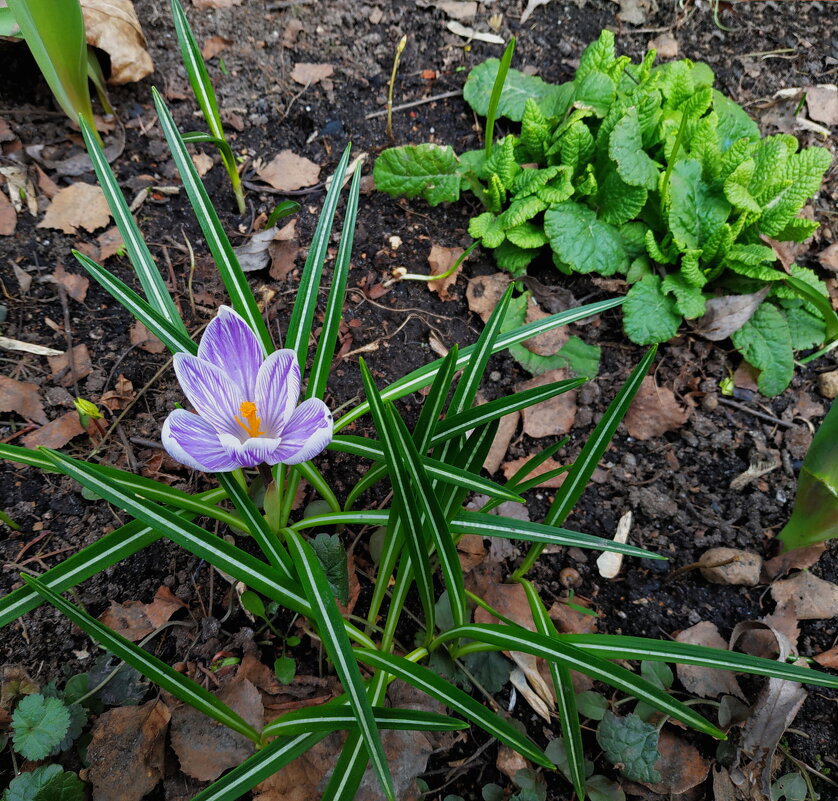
[
  {"x1": 161, "y1": 409, "x2": 241, "y2": 472},
  {"x1": 197, "y1": 306, "x2": 264, "y2": 396},
  {"x1": 268, "y1": 398, "x2": 333, "y2": 465},
  {"x1": 173, "y1": 353, "x2": 244, "y2": 439},
  {"x1": 218, "y1": 433, "x2": 285, "y2": 469},
  {"x1": 254, "y1": 349, "x2": 300, "y2": 437}
]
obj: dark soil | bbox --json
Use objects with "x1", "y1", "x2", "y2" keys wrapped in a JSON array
[{"x1": 1, "y1": 0, "x2": 837, "y2": 798}]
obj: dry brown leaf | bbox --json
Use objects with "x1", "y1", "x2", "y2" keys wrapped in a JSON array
[
  {"x1": 235, "y1": 227, "x2": 281, "y2": 273},
  {"x1": 290, "y1": 62, "x2": 335, "y2": 85},
  {"x1": 771, "y1": 571, "x2": 838, "y2": 619},
  {"x1": 496, "y1": 746, "x2": 528, "y2": 782},
  {"x1": 202, "y1": 35, "x2": 231, "y2": 59},
  {"x1": 521, "y1": 300, "x2": 568, "y2": 356},
  {"x1": 733, "y1": 361, "x2": 760, "y2": 392},
  {"x1": 0, "y1": 165, "x2": 37, "y2": 215},
  {"x1": 483, "y1": 408, "x2": 519, "y2": 474},
  {"x1": 38, "y1": 182, "x2": 111, "y2": 234},
  {"x1": 145, "y1": 586, "x2": 188, "y2": 627},
  {"x1": 625, "y1": 376, "x2": 689, "y2": 440},
  {"x1": 806, "y1": 84, "x2": 838, "y2": 126},
  {"x1": 642, "y1": 728, "x2": 710, "y2": 795},
  {"x1": 80, "y1": 0, "x2": 154, "y2": 84},
  {"x1": 255, "y1": 734, "x2": 338, "y2": 800},
  {"x1": 48, "y1": 344, "x2": 93, "y2": 387},
  {"x1": 0, "y1": 192, "x2": 15, "y2": 236},
  {"x1": 761, "y1": 543, "x2": 826, "y2": 582},
  {"x1": 613, "y1": 0, "x2": 656, "y2": 24},
  {"x1": 0, "y1": 117, "x2": 15, "y2": 142},
  {"x1": 257, "y1": 151, "x2": 320, "y2": 192},
  {"x1": 269, "y1": 240, "x2": 301, "y2": 281},
  {"x1": 10, "y1": 263, "x2": 31, "y2": 294},
  {"x1": 426, "y1": 244, "x2": 464, "y2": 301},
  {"x1": 548, "y1": 599, "x2": 597, "y2": 634},
  {"x1": 51, "y1": 263, "x2": 90, "y2": 303},
  {"x1": 34, "y1": 165, "x2": 60, "y2": 199},
  {"x1": 100, "y1": 373, "x2": 135, "y2": 411},
  {"x1": 519, "y1": 368, "x2": 577, "y2": 438},
  {"x1": 98, "y1": 600, "x2": 155, "y2": 641},
  {"x1": 465, "y1": 272, "x2": 510, "y2": 323},
  {"x1": 675, "y1": 621, "x2": 744, "y2": 699},
  {"x1": 191, "y1": 151, "x2": 214, "y2": 177},
  {"x1": 171, "y1": 678, "x2": 263, "y2": 781},
  {"x1": 21, "y1": 411, "x2": 86, "y2": 449},
  {"x1": 648, "y1": 31, "x2": 678, "y2": 58},
  {"x1": 596, "y1": 510, "x2": 632, "y2": 579},
  {"x1": 457, "y1": 534, "x2": 486, "y2": 572},
  {"x1": 501, "y1": 454, "x2": 566, "y2": 488},
  {"x1": 281, "y1": 17, "x2": 304, "y2": 48},
  {"x1": 96, "y1": 226, "x2": 125, "y2": 261},
  {"x1": 813, "y1": 646, "x2": 838, "y2": 669},
  {"x1": 0, "y1": 376, "x2": 47, "y2": 424},
  {"x1": 88, "y1": 699, "x2": 171, "y2": 801},
  {"x1": 819, "y1": 242, "x2": 838, "y2": 272},
  {"x1": 690, "y1": 287, "x2": 771, "y2": 341},
  {"x1": 130, "y1": 320, "x2": 166, "y2": 353}
]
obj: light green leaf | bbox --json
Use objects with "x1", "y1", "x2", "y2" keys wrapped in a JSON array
[
  {"x1": 506, "y1": 222, "x2": 548, "y2": 249},
  {"x1": 668, "y1": 158, "x2": 731, "y2": 250},
  {"x1": 12, "y1": 694, "x2": 70, "y2": 760},
  {"x1": 713, "y1": 90, "x2": 760, "y2": 151},
  {"x1": 732, "y1": 302, "x2": 794, "y2": 396},
  {"x1": 5, "y1": 765, "x2": 84, "y2": 801},
  {"x1": 520, "y1": 98, "x2": 550, "y2": 160},
  {"x1": 623, "y1": 275, "x2": 682, "y2": 344},
  {"x1": 558, "y1": 336, "x2": 601, "y2": 378},
  {"x1": 464, "y1": 60, "x2": 564, "y2": 120},
  {"x1": 374, "y1": 145, "x2": 461, "y2": 206},
  {"x1": 597, "y1": 712, "x2": 661, "y2": 783},
  {"x1": 558, "y1": 120, "x2": 595, "y2": 174},
  {"x1": 469, "y1": 212, "x2": 506, "y2": 248},
  {"x1": 493, "y1": 240, "x2": 540, "y2": 275},
  {"x1": 723, "y1": 158, "x2": 761, "y2": 214},
  {"x1": 573, "y1": 70, "x2": 616, "y2": 117},
  {"x1": 609, "y1": 107, "x2": 659, "y2": 190},
  {"x1": 661, "y1": 273, "x2": 706, "y2": 319},
  {"x1": 545, "y1": 201, "x2": 628, "y2": 276},
  {"x1": 576, "y1": 30, "x2": 617, "y2": 81},
  {"x1": 485, "y1": 136, "x2": 520, "y2": 188},
  {"x1": 783, "y1": 304, "x2": 826, "y2": 351}
]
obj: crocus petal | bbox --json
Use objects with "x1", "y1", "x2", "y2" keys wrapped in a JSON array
[
  {"x1": 268, "y1": 398, "x2": 333, "y2": 465},
  {"x1": 254, "y1": 349, "x2": 300, "y2": 436},
  {"x1": 173, "y1": 353, "x2": 245, "y2": 439},
  {"x1": 162, "y1": 409, "x2": 241, "y2": 472},
  {"x1": 219, "y1": 433, "x2": 285, "y2": 468},
  {"x1": 197, "y1": 306, "x2": 265, "y2": 397}
]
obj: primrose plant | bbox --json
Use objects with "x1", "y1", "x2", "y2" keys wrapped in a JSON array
[
  {"x1": 2, "y1": 88, "x2": 838, "y2": 801},
  {"x1": 375, "y1": 31, "x2": 837, "y2": 396}
]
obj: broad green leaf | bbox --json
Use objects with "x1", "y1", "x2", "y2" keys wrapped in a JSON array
[
  {"x1": 469, "y1": 211, "x2": 507, "y2": 248},
  {"x1": 311, "y1": 533, "x2": 349, "y2": 605},
  {"x1": 11, "y1": 694, "x2": 70, "y2": 760},
  {"x1": 576, "y1": 30, "x2": 618, "y2": 81},
  {"x1": 784, "y1": 304, "x2": 826, "y2": 351},
  {"x1": 573, "y1": 70, "x2": 616, "y2": 117},
  {"x1": 761, "y1": 146, "x2": 832, "y2": 237},
  {"x1": 23, "y1": 576, "x2": 261, "y2": 742},
  {"x1": 5, "y1": 765, "x2": 84, "y2": 801},
  {"x1": 597, "y1": 712, "x2": 661, "y2": 783},
  {"x1": 464, "y1": 60, "x2": 564, "y2": 120},
  {"x1": 506, "y1": 221, "x2": 549, "y2": 249},
  {"x1": 667, "y1": 158, "x2": 731, "y2": 250},
  {"x1": 586, "y1": 774, "x2": 626, "y2": 801},
  {"x1": 557, "y1": 336, "x2": 601, "y2": 378},
  {"x1": 713, "y1": 89, "x2": 761, "y2": 150},
  {"x1": 485, "y1": 135, "x2": 520, "y2": 188},
  {"x1": 781, "y1": 272, "x2": 838, "y2": 342},
  {"x1": 723, "y1": 158, "x2": 761, "y2": 214},
  {"x1": 545, "y1": 202, "x2": 628, "y2": 276},
  {"x1": 597, "y1": 168, "x2": 648, "y2": 226},
  {"x1": 623, "y1": 275, "x2": 681, "y2": 344},
  {"x1": 609, "y1": 107, "x2": 659, "y2": 190},
  {"x1": 660, "y1": 273, "x2": 706, "y2": 319},
  {"x1": 493, "y1": 240, "x2": 540, "y2": 275},
  {"x1": 373, "y1": 145, "x2": 461, "y2": 206},
  {"x1": 771, "y1": 773, "x2": 808, "y2": 801},
  {"x1": 732, "y1": 302, "x2": 794, "y2": 396},
  {"x1": 576, "y1": 691, "x2": 609, "y2": 720}
]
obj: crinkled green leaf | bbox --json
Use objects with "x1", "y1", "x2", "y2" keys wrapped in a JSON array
[
  {"x1": 623, "y1": 275, "x2": 682, "y2": 344},
  {"x1": 557, "y1": 336, "x2": 601, "y2": 379},
  {"x1": 750, "y1": 135, "x2": 795, "y2": 205},
  {"x1": 598, "y1": 168, "x2": 648, "y2": 226},
  {"x1": 545, "y1": 201, "x2": 628, "y2": 276},
  {"x1": 506, "y1": 222, "x2": 549, "y2": 249},
  {"x1": 661, "y1": 273, "x2": 706, "y2": 319},
  {"x1": 609, "y1": 107, "x2": 659, "y2": 190},
  {"x1": 731, "y1": 302, "x2": 794, "y2": 396},
  {"x1": 573, "y1": 70, "x2": 616, "y2": 117},
  {"x1": 501, "y1": 195, "x2": 547, "y2": 229},
  {"x1": 469, "y1": 212, "x2": 506, "y2": 248},
  {"x1": 311, "y1": 533, "x2": 349, "y2": 605},
  {"x1": 12, "y1": 694, "x2": 71, "y2": 761},
  {"x1": 520, "y1": 98, "x2": 550, "y2": 160},
  {"x1": 464, "y1": 60, "x2": 564, "y2": 120},
  {"x1": 511, "y1": 166, "x2": 561, "y2": 198},
  {"x1": 493, "y1": 240, "x2": 540, "y2": 275},
  {"x1": 724, "y1": 159, "x2": 761, "y2": 213},
  {"x1": 373, "y1": 144, "x2": 461, "y2": 206},
  {"x1": 596, "y1": 712, "x2": 661, "y2": 783},
  {"x1": 576, "y1": 30, "x2": 617, "y2": 82},
  {"x1": 536, "y1": 170, "x2": 575, "y2": 204},
  {"x1": 485, "y1": 135, "x2": 520, "y2": 189},
  {"x1": 772, "y1": 217, "x2": 819, "y2": 243},
  {"x1": 558, "y1": 120, "x2": 595, "y2": 174},
  {"x1": 783, "y1": 303, "x2": 826, "y2": 351},
  {"x1": 668, "y1": 158, "x2": 731, "y2": 249}
]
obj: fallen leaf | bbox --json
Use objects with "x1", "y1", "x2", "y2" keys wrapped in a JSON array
[
  {"x1": 496, "y1": 745, "x2": 528, "y2": 782},
  {"x1": 421, "y1": 0, "x2": 479, "y2": 20},
  {"x1": 0, "y1": 117, "x2": 14, "y2": 142},
  {"x1": 648, "y1": 31, "x2": 678, "y2": 58},
  {"x1": 625, "y1": 377, "x2": 689, "y2": 440},
  {"x1": 99, "y1": 600, "x2": 155, "y2": 641},
  {"x1": 426, "y1": 244, "x2": 464, "y2": 301},
  {"x1": 510, "y1": 665, "x2": 552, "y2": 722},
  {"x1": 729, "y1": 450, "x2": 781, "y2": 491},
  {"x1": 11, "y1": 263, "x2": 31, "y2": 293},
  {"x1": 255, "y1": 734, "x2": 338, "y2": 800},
  {"x1": 483, "y1": 408, "x2": 519, "y2": 474},
  {"x1": 521, "y1": 300, "x2": 568, "y2": 356},
  {"x1": 130, "y1": 320, "x2": 167, "y2": 353},
  {"x1": 269, "y1": 240, "x2": 301, "y2": 281},
  {"x1": 48, "y1": 344, "x2": 93, "y2": 387},
  {"x1": 0, "y1": 165, "x2": 37, "y2": 214},
  {"x1": 690, "y1": 288, "x2": 771, "y2": 341},
  {"x1": 519, "y1": 276, "x2": 576, "y2": 314},
  {"x1": 819, "y1": 242, "x2": 838, "y2": 272},
  {"x1": 0, "y1": 192, "x2": 15, "y2": 236},
  {"x1": 732, "y1": 360, "x2": 760, "y2": 393},
  {"x1": 202, "y1": 35, "x2": 231, "y2": 59},
  {"x1": 171, "y1": 678, "x2": 263, "y2": 781},
  {"x1": 457, "y1": 534, "x2": 486, "y2": 572},
  {"x1": 80, "y1": 0, "x2": 154, "y2": 84},
  {"x1": 51, "y1": 263, "x2": 90, "y2": 303},
  {"x1": 38, "y1": 182, "x2": 111, "y2": 234},
  {"x1": 519, "y1": 368, "x2": 577, "y2": 438},
  {"x1": 642, "y1": 728, "x2": 710, "y2": 795},
  {"x1": 0, "y1": 376, "x2": 47, "y2": 424},
  {"x1": 549, "y1": 598, "x2": 597, "y2": 635},
  {"x1": 95, "y1": 226, "x2": 125, "y2": 261},
  {"x1": 191, "y1": 151, "x2": 214, "y2": 177},
  {"x1": 520, "y1": 0, "x2": 551, "y2": 24},
  {"x1": 761, "y1": 543, "x2": 826, "y2": 582},
  {"x1": 771, "y1": 571, "x2": 838, "y2": 619},
  {"x1": 806, "y1": 83, "x2": 838, "y2": 126},
  {"x1": 21, "y1": 411, "x2": 86, "y2": 449},
  {"x1": 88, "y1": 699, "x2": 170, "y2": 801},
  {"x1": 596, "y1": 510, "x2": 632, "y2": 579},
  {"x1": 234, "y1": 226, "x2": 284, "y2": 273},
  {"x1": 34, "y1": 165, "x2": 60, "y2": 199},
  {"x1": 466, "y1": 272, "x2": 510, "y2": 323},
  {"x1": 100, "y1": 374, "x2": 135, "y2": 411},
  {"x1": 675, "y1": 622, "x2": 744, "y2": 699},
  {"x1": 290, "y1": 62, "x2": 335, "y2": 85},
  {"x1": 813, "y1": 646, "x2": 838, "y2": 669},
  {"x1": 257, "y1": 151, "x2": 320, "y2": 192},
  {"x1": 446, "y1": 20, "x2": 504, "y2": 44},
  {"x1": 281, "y1": 17, "x2": 304, "y2": 48},
  {"x1": 501, "y1": 454, "x2": 566, "y2": 488}
]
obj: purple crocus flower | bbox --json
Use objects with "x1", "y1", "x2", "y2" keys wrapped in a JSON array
[{"x1": 161, "y1": 306, "x2": 333, "y2": 472}]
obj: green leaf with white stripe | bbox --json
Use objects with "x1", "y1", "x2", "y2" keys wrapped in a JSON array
[
  {"x1": 79, "y1": 121, "x2": 186, "y2": 332},
  {"x1": 307, "y1": 162, "x2": 362, "y2": 401},
  {"x1": 73, "y1": 251, "x2": 197, "y2": 355},
  {"x1": 152, "y1": 87, "x2": 271, "y2": 352},
  {"x1": 286, "y1": 145, "x2": 352, "y2": 374},
  {"x1": 354, "y1": 649, "x2": 553, "y2": 768},
  {"x1": 442, "y1": 624, "x2": 723, "y2": 738},
  {"x1": 520, "y1": 580, "x2": 585, "y2": 801},
  {"x1": 334, "y1": 297, "x2": 624, "y2": 432},
  {"x1": 284, "y1": 527, "x2": 394, "y2": 801},
  {"x1": 23, "y1": 575, "x2": 260, "y2": 742}
]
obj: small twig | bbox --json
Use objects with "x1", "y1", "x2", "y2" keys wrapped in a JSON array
[
  {"x1": 716, "y1": 396, "x2": 794, "y2": 429},
  {"x1": 365, "y1": 89, "x2": 463, "y2": 119},
  {"x1": 56, "y1": 285, "x2": 79, "y2": 397}
]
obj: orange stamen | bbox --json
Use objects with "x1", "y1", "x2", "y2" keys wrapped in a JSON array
[{"x1": 235, "y1": 401, "x2": 264, "y2": 437}]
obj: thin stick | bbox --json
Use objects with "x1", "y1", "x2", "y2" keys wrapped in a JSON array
[
  {"x1": 386, "y1": 35, "x2": 408, "y2": 141},
  {"x1": 716, "y1": 396, "x2": 794, "y2": 429},
  {"x1": 365, "y1": 89, "x2": 463, "y2": 119}
]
